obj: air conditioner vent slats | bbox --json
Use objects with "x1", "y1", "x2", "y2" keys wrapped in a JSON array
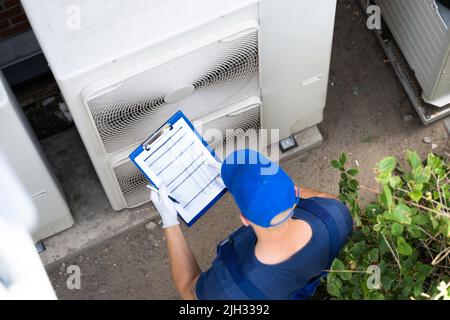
[
  {"x1": 113, "y1": 160, "x2": 149, "y2": 208},
  {"x1": 85, "y1": 31, "x2": 260, "y2": 154}
]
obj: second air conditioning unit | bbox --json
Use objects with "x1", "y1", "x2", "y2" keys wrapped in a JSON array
[{"x1": 375, "y1": 0, "x2": 450, "y2": 107}]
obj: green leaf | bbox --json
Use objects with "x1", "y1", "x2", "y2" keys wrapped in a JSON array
[
  {"x1": 396, "y1": 237, "x2": 413, "y2": 256},
  {"x1": 415, "y1": 262, "x2": 433, "y2": 276},
  {"x1": 413, "y1": 166, "x2": 431, "y2": 184},
  {"x1": 368, "y1": 292, "x2": 385, "y2": 300},
  {"x1": 407, "y1": 225, "x2": 422, "y2": 238},
  {"x1": 331, "y1": 160, "x2": 342, "y2": 169},
  {"x1": 427, "y1": 153, "x2": 443, "y2": 172},
  {"x1": 347, "y1": 168, "x2": 359, "y2": 176},
  {"x1": 331, "y1": 258, "x2": 352, "y2": 281},
  {"x1": 429, "y1": 216, "x2": 439, "y2": 230},
  {"x1": 393, "y1": 203, "x2": 412, "y2": 225},
  {"x1": 389, "y1": 176, "x2": 402, "y2": 188},
  {"x1": 381, "y1": 276, "x2": 394, "y2": 290},
  {"x1": 349, "y1": 241, "x2": 366, "y2": 257},
  {"x1": 327, "y1": 273, "x2": 342, "y2": 297},
  {"x1": 373, "y1": 224, "x2": 382, "y2": 232},
  {"x1": 409, "y1": 190, "x2": 422, "y2": 202},
  {"x1": 378, "y1": 157, "x2": 397, "y2": 173},
  {"x1": 412, "y1": 214, "x2": 428, "y2": 226},
  {"x1": 406, "y1": 150, "x2": 421, "y2": 170},
  {"x1": 380, "y1": 185, "x2": 393, "y2": 208},
  {"x1": 391, "y1": 222, "x2": 404, "y2": 236},
  {"x1": 413, "y1": 281, "x2": 424, "y2": 297},
  {"x1": 339, "y1": 153, "x2": 347, "y2": 166},
  {"x1": 368, "y1": 248, "x2": 379, "y2": 262}
]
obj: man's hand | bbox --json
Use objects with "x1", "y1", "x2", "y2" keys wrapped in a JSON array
[{"x1": 150, "y1": 184, "x2": 179, "y2": 228}]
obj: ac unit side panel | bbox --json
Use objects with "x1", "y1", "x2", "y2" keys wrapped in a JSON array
[
  {"x1": 0, "y1": 73, "x2": 74, "y2": 240},
  {"x1": 376, "y1": 0, "x2": 450, "y2": 104},
  {"x1": 259, "y1": 0, "x2": 336, "y2": 139},
  {"x1": 83, "y1": 26, "x2": 260, "y2": 154},
  {"x1": 432, "y1": 50, "x2": 450, "y2": 106}
]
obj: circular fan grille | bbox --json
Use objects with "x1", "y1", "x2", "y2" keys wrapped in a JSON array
[
  {"x1": 86, "y1": 31, "x2": 260, "y2": 154},
  {"x1": 113, "y1": 160, "x2": 149, "y2": 208}
]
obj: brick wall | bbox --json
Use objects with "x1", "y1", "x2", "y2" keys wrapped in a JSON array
[{"x1": 0, "y1": 0, "x2": 30, "y2": 40}]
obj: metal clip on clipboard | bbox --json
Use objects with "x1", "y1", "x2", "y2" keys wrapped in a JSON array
[{"x1": 143, "y1": 123, "x2": 173, "y2": 151}]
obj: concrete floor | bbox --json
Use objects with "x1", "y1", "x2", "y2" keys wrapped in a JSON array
[{"x1": 44, "y1": 0, "x2": 449, "y2": 299}]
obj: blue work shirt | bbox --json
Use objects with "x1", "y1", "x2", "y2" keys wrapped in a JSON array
[{"x1": 195, "y1": 197, "x2": 353, "y2": 300}]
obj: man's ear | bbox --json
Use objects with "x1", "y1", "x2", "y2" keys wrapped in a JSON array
[{"x1": 240, "y1": 214, "x2": 250, "y2": 227}]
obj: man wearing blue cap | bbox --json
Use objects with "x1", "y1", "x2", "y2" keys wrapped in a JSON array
[{"x1": 151, "y1": 149, "x2": 353, "y2": 300}]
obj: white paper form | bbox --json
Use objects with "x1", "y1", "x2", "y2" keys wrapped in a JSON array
[{"x1": 134, "y1": 117, "x2": 226, "y2": 224}]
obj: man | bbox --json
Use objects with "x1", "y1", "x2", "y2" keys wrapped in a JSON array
[{"x1": 151, "y1": 149, "x2": 353, "y2": 300}]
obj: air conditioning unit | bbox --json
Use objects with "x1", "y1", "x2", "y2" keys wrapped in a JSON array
[
  {"x1": 21, "y1": 0, "x2": 337, "y2": 210},
  {"x1": 375, "y1": 0, "x2": 450, "y2": 107},
  {"x1": 0, "y1": 73, "x2": 74, "y2": 242}
]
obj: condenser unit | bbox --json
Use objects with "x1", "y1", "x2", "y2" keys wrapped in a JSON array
[
  {"x1": 21, "y1": 0, "x2": 337, "y2": 210},
  {"x1": 0, "y1": 73, "x2": 74, "y2": 242},
  {"x1": 375, "y1": 0, "x2": 450, "y2": 107}
]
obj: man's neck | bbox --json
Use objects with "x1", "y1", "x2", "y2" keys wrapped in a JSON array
[{"x1": 253, "y1": 218, "x2": 313, "y2": 265}]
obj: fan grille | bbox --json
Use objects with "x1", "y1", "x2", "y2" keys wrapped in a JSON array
[
  {"x1": 202, "y1": 104, "x2": 261, "y2": 150},
  {"x1": 113, "y1": 160, "x2": 149, "y2": 208},
  {"x1": 85, "y1": 31, "x2": 260, "y2": 153}
]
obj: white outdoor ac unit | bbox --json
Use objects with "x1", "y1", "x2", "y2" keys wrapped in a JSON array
[
  {"x1": 21, "y1": 0, "x2": 337, "y2": 210},
  {"x1": 0, "y1": 73, "x2": 74, "y2": 242},
  {"x1": 375, "y1": 0, "x2": 450, "y2": 107}
]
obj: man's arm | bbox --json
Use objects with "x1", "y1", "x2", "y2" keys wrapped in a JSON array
[
  {"x1": 298, "y1": 185, "x2": 338, "y2": 200},
  {"x1": 150, "y1": 185, "x2": 201, "y2": 300},
  {"x1": 164, "y1": 225, "x2": 201, "y2": 300}
]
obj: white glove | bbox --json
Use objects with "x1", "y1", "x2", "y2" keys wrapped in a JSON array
[{"x1": 150, "y1": 184, "x2": 179, "y2": 229}]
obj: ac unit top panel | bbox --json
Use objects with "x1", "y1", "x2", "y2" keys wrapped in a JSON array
[{"x1": 21, "y1": 0, "x2": 259, "y2": 79}]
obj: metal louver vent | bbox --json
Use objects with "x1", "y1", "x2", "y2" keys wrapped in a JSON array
[
  {"x1": 113, "y1": 160, "x2": 149, "y2": 208},
  {"x1": 206, "y1": 105, "x2": 261, "y2": 150},
  {"x1": 84, "y1": 30, "x2": 260, "y2": 153}
]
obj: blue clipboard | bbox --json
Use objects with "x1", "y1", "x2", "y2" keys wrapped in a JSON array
[{"x1": 129, "y1": 110, "x2": 227, "y2": 227}]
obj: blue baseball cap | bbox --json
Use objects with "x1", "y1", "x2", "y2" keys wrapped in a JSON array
[{"x1": 221, "y1": 149, "x2": 299, "y2": 228}]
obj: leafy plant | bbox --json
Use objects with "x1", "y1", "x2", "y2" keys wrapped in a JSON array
[{"x1": 324, "y1": 151, "x2": 449, "y2": 300}]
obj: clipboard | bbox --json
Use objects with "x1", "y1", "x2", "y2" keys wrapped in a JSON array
[{"x1": 129, "y1": 111, "x2": 227, "y2": 227}]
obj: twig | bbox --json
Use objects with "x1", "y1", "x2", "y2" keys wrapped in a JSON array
[
  {"x1": 360, "y1": 185, "x2": 449, "y2": 218},
  {"x1": 432, "y1": 247, "x2": 450, "y2": 266},
  {"x1": 323, "y1": 270, "x2": 369, "y2": 274},
  {"x1": 381, "y1": 232, "x2": 402, "y2": 270}
]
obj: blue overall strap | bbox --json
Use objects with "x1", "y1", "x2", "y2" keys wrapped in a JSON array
[
  {"x1": 219, "y1": 238, "x2": 270, "y2": 300},
  {"x1": 297, "y1": 198, "x2": 340, "y2": 265},
  {"x1": 292, "y1": 198, "x2": 341, "y2": 300}
]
